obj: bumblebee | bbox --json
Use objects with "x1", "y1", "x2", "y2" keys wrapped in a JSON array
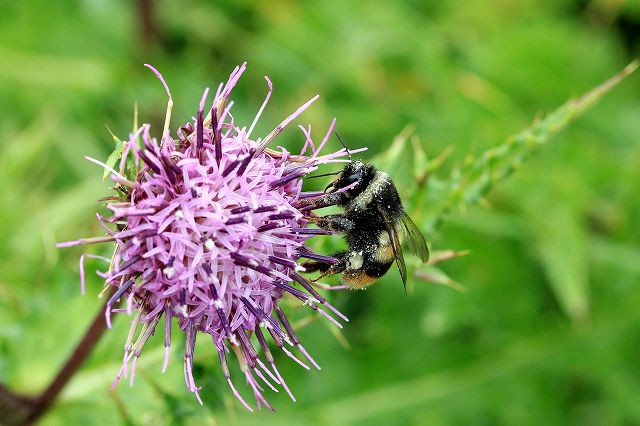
[{"x1": 300, "y1": 159, "x2": 429, "y2": 289}]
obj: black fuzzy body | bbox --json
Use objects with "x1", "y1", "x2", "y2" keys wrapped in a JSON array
[{"x1": 304, "y1": 161, "x2": 406, "y2": 288}]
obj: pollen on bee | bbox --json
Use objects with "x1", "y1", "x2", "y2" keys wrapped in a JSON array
[{"x1": 346, "y1": 252, "x2": 364, "y2": 270}]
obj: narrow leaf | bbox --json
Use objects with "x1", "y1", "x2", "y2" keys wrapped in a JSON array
[
  {"x1": 427, "y1": 61, "x2": 639, "y2": 232},
  {"x1": 103, "y1": 126, "x2": 124, "y2": 180}
]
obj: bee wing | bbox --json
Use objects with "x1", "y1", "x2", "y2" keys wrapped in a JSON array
[
  {"x1": 400, "y1": 213, "x2": 429, "y2": 263},
  {"x1": 377, "y1": 204, "x2": 407, "y2": 288}
]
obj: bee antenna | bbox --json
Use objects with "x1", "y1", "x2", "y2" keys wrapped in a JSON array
[
  {"x1": 306, "y1": 171, "x2": 341, "y2": 179},
  {"x1": 334, "y1": 131, "x2": 352, "y2": 160}
]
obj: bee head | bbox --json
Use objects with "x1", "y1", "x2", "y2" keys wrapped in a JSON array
[{"x1": 325, "y1": 160, "x2": 376, "y2": 197}]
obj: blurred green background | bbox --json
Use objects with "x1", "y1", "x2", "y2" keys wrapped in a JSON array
[{"x1": 1, "y1": 0, "x2": 640, "y2": 425}]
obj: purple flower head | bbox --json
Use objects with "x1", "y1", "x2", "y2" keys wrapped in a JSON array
[{"x1": 58, "y1": 63, "x2": 365, "y2": 410}]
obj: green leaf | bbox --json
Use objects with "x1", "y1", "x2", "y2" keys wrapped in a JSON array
[
  {"x1": 523, "y1": 196, "x2": 590, "y2": 323},
  {"x1": 414, "y1": 265, "x2": 467, "y2": 293},
  {"x1": 425, "y1": 61, "x2": 639, "y2": 233},
  {"x1": 103, "y1": 126, "x2": 124, "y2": 180}
]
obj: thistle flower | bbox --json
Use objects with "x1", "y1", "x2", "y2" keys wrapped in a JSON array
[{"x1": 58, "y1": 63, "x2": 364, "y2": 410}]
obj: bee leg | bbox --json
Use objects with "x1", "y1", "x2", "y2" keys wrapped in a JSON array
[
  {"x1": 309, "y1": 253, "x2": 348, "y2": 282},
  {"x1": 297, "y1": 193, "x2": 344, "y2": 210},
  {"x1": 311, "y1": 262, "x2": 347, "y2": 282},
  {"x1": 300, "y1": 261, "x2": 331, "y2": 274},
  {"x1": 307, "y1": 214, "x2": 355, "y2": 233},
  {"x1": 301, "y1": 250, "x2": 346, "y2": 273}
]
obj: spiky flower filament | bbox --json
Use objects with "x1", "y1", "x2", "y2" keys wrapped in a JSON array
[{"x1": 58, "y1": 63, "x2": 365, "y2": 410}]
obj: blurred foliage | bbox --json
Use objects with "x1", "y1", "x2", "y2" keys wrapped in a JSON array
[{"x1": 1, "y1": 0, "x2": 640, "y2": 425}]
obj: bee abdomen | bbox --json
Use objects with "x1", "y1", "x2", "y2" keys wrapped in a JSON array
[
  {"x1": 341, "y1": 270, "x2": 380, "y2": 289},
  {"x1": 373, "y1": 244, "x2": 395, "y2": 263}
]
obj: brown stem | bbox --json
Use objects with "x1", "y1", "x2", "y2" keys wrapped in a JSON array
[
  {"x1": 25, "y1": 291, "x2": 115, "y2": 425},
  {"x1": 0, "y1": 292, "x2": 113, "y2": 425},
  {"x1": 137, "y1": 0, "x2": 157, "y2": 47},
  {"x1": 0, "y1": 288, "x2": 118, "y2": 426},
  {"x1": 0, "y1": 383, "x2": 37, "y2": 426}
]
